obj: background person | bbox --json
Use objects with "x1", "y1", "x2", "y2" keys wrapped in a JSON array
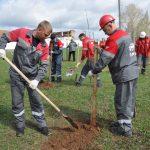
[{"x1": 67, "y1": 39, "x2": 77, "y2": 61}]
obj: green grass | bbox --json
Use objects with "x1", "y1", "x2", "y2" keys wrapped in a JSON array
[{"x1": 0, "y1": 53, "x2": 150, "y2": 150}]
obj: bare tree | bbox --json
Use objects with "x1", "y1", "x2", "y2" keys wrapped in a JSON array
[
  {"x1": 122, "y1": 4, "x2": 142, "y2": 39},
  {"x1": 137, "y1": 10, "x2": 150, "y2": 36}
]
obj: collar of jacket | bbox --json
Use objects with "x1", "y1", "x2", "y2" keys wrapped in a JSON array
[
  {"x1": 109, "y1": 28, "x2": 119, "y2": 35},
  {"x1": 26, "y1": 29, "x2": 47, "y2": 47}
]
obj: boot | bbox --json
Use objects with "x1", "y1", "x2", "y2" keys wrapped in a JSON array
[
  {"x1": 39, "y1": 126, "x2": 52, "y2": 136},
  {"x1": 110, "y1": 122, "x2": 132, "y2": 137},
  {"x1": 96, "y1": 79, "x2": 102, "y2": 88},
  {"x1": 75, "y1": 76, "x2": 84, "y2": 86},
  {"x1": 16, "y1": 127, "x2": 24, "y2": 137},
  {"x1": 39, "y1": 80, "x2": 44, "y2": 83},
  {"x1": 141, "y1": 68, "x2": 145, "y2": 75},
  {"x1": 57, "y1": 76, "x2": 62, "y2": 83},
  {"x1": 51, "y1": 76, "x2": 55, "y2": 82}
]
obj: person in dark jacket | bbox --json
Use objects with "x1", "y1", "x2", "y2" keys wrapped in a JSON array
[
  {"x1": 0, "y1": 20, "x2": 52, "y2": 137},
  {"x1": 49, "y1": 33, "x2": 63, "y2": 82},
  {"x1": 67, "y1": 39, "x2": 77, "y2": 61},
  {"x1": 89, "y1": 14, "x2": 139, "y2": 137}
]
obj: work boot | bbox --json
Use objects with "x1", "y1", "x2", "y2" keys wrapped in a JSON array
[
  {"x1": 96, "y1": 79, "x2": 102, "y2": 88},
  {"x1": 51, "y1": 76, "x2": 55, "y2": 82},
  {"x1": 39, "y1": 126, "x2": 52, "y2": 136},
  {"x1": 16, "y1": 127, "x2": 24, "y2": 137},
  {"x1": 141, "y1": 68, "x2": 145, "y2": 75},
  {"x1": 39, "y1": 80, "x2": 44, "y2": 83},
  {"x1": 110, "y1": 121, "x2": 120, "y2": 128},
  {"x1": 56, "y1": 77, "x2": 62, "y2": 83},
  {"x1": 75, "y1": 76, "x2": 84, "y2": 86},
  {"x1": 110, "y1": 122, "x2": 132, "y2": 137},
  {"x1": 75, "y1": 81, "x2": 81, "y2": 86}
]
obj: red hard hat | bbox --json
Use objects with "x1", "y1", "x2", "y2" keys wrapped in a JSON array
[{"x1": 99, "y1": 14, "x2": 115, "y2": 29}]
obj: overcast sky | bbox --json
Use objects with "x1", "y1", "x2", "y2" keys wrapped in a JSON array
[{"x1": 0, "y1": 0, "x2": 149, "y2": 39}]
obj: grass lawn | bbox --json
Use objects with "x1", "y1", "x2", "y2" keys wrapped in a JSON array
[{"x1": 0, "y1": 53, "x2": 149, "y2": 150}]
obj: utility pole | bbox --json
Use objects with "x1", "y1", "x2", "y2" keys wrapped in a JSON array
[
  {"x1": 92, "y1": 32, "x2": 95, "y2": 40},
  {"x1": 118, "y1": 0, "x2": 121, "y2": 28},
  {"x1": 85, "y1": 9, "x2": 90, "y2": 36}
]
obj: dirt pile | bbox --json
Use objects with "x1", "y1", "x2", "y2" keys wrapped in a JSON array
[
  {"x1": 41, "y1": 122, "x2": 100, "y2": 150},
  {"x1": 39, "y1": 82, "x2": 54, "y2": 89}
]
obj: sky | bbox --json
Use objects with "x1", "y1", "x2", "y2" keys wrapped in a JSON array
[{"x1": 0, "y1": 0, "x2": 149, "y2": 40}]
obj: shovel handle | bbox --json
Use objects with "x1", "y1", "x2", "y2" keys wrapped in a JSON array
[{"x1": 4, "y1": 56, "x2": 61, "y2": 113}]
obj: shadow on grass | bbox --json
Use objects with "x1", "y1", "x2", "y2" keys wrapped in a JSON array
[
  {"x1": 5, "y1": 79, "x2": 11, "y2": 84},
  {"x1": 26, "y1": 120, "x2": 40, "y2": 133},
  {"x1": 62, "y1": 78, "x2": 92, "y2": 87},
  {"x1": 0, "y1": 104, "x2": 51, "y2": 133},
  {"x1": 62, "y1": 78, "x2": 76, "y2": 86},
  {"x1": 54, "y1": 106, "x2": 146, "y2": 138},
  {"x1": 57, "y1": 105, "x2": 113, "y2": 130},
  {"x1": 0, "y1": 105, "x2": 15, "y2": 129}
]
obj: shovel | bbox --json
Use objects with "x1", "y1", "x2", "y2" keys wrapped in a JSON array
[{"x1": 3, "y1": 56, "x2": 78, "y2": 129}]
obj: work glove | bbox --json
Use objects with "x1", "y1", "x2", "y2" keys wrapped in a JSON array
[
  {"x1": 88, "y1": 70, "x2": 94, "y2": 76},
  {"x1": 75, "y1": 60, "x2": 82, "y2": 68},
  {"x1": 0, "y1": 49, "x2": 6, "y2": 58},
  {"x1": 75, "y1": 63, "x2": 80, "y2": 68},
  {"x1": 29, "y1": 79, "x2": 39, "y2": 89}
]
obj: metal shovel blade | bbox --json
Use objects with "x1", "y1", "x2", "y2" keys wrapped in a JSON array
[{"x1": 62, "y1": 114, "x2": 79, "y2": 129}]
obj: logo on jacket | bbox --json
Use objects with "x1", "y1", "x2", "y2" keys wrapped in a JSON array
[{"x1": 129, "y1": 43, "x2": 136, "y2": 57}]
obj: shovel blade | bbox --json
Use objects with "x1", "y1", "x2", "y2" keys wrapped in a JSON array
[{"x1": 63, "y1": 114, "x2": 78, "y2": 129}]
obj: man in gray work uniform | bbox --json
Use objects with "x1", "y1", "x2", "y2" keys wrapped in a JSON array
[
  {"x1": 89, "y1": 14, "x2": 139, "y2": 137},
  {"x1": 0, "y1": 20, "x2": 52, "y2": 137}
]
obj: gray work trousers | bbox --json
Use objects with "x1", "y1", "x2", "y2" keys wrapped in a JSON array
[
  {"x1": 51, "y1": 54, "x2": 62, "y2": 78},
  {"x1": 81, "y1": 59, "x2": 94, "y2": 78},
  {"x1": 137, "y1": 55, "x2": 149, "y2": 74},
  {"x1": 114, "y1": 78, "x2": 137, "y2": 121},
  {"x1": 81, "y1": 59, "x2": 100, "y2": 78},
  {"x1": 78, "y1": 59, "x2": 100, "y2": 86},
  {"x1": 10, "y1": 70, "x2": 46, "y2": 129}
]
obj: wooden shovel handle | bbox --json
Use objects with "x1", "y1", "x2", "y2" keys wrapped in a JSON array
[{"x1": 4, "y1": 56, "x2": 61, "y2": 113}]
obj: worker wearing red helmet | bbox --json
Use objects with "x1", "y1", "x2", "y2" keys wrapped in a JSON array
[{"x1": 89, "y1": 14, "x2": 139, "y2": 137}]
